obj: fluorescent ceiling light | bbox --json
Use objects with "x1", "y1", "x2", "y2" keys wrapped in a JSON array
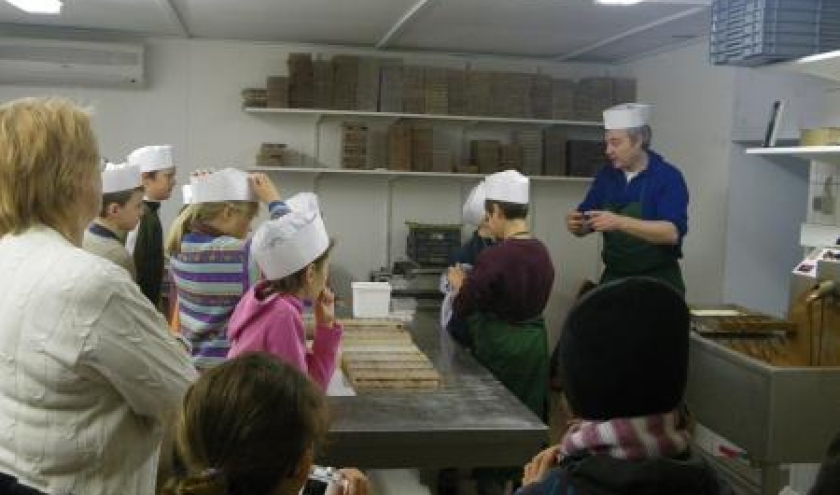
[
  {"x1": 595, "y1": 0, "x2": 647, "y2": 5},
  {"x1": 5, "y1": 0, "x2": 63, "y2": 14},
  {"x1": 797, "y1": 50, "x2": 840, "y2": 64}
]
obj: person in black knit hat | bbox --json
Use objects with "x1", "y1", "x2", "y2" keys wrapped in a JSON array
[{"x1": 517, "y1": 277, "x2": 733, "y2": 495}]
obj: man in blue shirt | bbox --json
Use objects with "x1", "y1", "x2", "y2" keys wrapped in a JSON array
[{"x1": 566, "y1": 103, "x2": 689, "y2": 294}]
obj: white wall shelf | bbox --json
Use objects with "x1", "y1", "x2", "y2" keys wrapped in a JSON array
[
  {"x1": 247, "y1": 166, "x2": 594, "y2": 183},
  {"x1": 777, "y1": 55, "x2": 840, "y2": 83},
  {"x1": 745, "y1": 146, "x2": 840, "y2": 165},
  {"x1": 243, "y1": 106, "x2": 603, "y2": 128}
]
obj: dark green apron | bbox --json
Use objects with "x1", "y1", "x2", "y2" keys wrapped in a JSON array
[
  {"x1": 468, "y1": 312, "x2": 548, "y2": 420},
  {"x1": 601, "y1": 198, "x2": 685, "y2": 294}
]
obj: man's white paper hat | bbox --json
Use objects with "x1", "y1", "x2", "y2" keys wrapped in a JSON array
[{"x1": 603, "y1": 103, "x2": 651, "y2": 130}]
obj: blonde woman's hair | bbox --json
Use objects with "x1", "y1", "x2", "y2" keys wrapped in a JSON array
[
  {"x1": 0, "y1": 97, "x2": 100, "y2": 239},
  {"x1": 166, "y1": 201, "x2": 259, "y2": 255}
]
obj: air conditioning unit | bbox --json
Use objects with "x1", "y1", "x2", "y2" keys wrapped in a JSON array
[{"x1": 0, "y1": 38, "x2": 145, "y2": 88}]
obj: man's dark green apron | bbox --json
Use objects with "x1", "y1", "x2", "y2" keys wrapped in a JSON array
[{"x1": 601, "y1": 193, "x2": 685, "y2": 294}]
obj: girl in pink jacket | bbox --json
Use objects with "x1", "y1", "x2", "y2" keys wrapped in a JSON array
[{"x1": 227, "y1": 193, "x2": 341, "y2": 390}]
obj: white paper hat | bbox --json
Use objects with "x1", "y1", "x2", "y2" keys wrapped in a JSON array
[
  {"x1": 485, "y1": 169, "x2": 529, "y2": 204},
  {"x1": 603, "y1": 103, "x2": 651, "y2": 130},
  {"x1": 101, "y1": 162, "x2": 142, "y2": 194},
  {"x1": 463, "y1": 181, "x2": 487, "y2": 226},
  {"x1": 190, "y1": 168, "x2": 257, "y2": 203},
  {"x1": 127, "y1": 145, "x2": 174, "y2": 172},
  {"x1": 182, "y1": 185, "x2": 194, "y2": 205},
  {"x1": 251, "y1": 192, "x2": 330, "y2": 280}
]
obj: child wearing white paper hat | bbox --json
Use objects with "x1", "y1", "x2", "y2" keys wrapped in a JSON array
[
  {"x1": 125, "y1": 144, "x2": 178, "y2": 308},
  {"x1": 166, "y1": 168, "x2": 290, "y2": 370},
  {"x1": 226, "y1": 193, "x2": 342, "y2": 391},
  {"x1": 82, "y1": 161, "x2": 145, "y2": 279}
]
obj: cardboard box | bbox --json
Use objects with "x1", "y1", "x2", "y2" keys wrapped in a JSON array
[
  {"x1": 447, "y1": 69, "x2": 468, "y2": 116},
  {"x1": 332, "y1": 55, "x2": 359, "y2": 110},
  {"x1": 388, "y1": 123, "x2": 412, "y2": 171},
  {"x1": 801, "y1": 127, "x2": 840, "y2": 146},
  {"x1": 411, "y1": 127, "x2": 434, "y2": 172},
  {"x1": 471, "y1": 140, "x2": 500, "y2": 174},
  {"x1": 552, "y1": 79, "x2": 576, "y2": 119},
  {"x1": 567, "y1": 140, "x2": 606, "y2": 177},
  {"x1": 543, "y1": 128, "x2": 568, "y2": 176},
  {"x1": 288, "y1": 53, "x2": 314, "y2": 108}
]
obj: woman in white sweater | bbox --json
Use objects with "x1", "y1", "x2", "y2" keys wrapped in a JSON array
[{"x1": 0, "y1": 97, "x2": 198, "y2": 495}]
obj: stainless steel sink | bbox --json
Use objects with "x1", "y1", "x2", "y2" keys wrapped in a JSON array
[{"x1": 686, "y1": 333, "x2": 840, "y2": 464}]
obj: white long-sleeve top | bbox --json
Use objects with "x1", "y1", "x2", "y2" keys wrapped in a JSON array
[{"x1": 0, "y1": 227, "x2": 198, "y2": 495}]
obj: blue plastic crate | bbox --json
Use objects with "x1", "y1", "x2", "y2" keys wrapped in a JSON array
[{"x1": 711, "y1": 0, "x2": 840, "y2": 65}]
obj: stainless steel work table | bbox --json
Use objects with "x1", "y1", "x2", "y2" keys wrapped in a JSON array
[{"x1": 321, "y1": 310, "x2": 549, "y2": 469}]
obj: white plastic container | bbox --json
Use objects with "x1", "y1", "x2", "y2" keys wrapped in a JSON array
[{"x1": 351, "y1": 281, "x2": 392, "y2": 318}]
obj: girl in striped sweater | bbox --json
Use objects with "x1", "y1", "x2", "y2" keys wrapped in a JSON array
[{"x1": 166, "y1": 169, "x2": 289, "y2": 370}]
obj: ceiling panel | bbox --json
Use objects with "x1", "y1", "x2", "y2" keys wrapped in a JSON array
[
  {"x1": 0, "y1": 0, "x2": 182, "y2": 36},
  {"x1": 0, "y1": 0, "x2": 712, "y2": 63},
  {"x1": 567, "y1": 8, "x2": 710, "y2": 62},
  {"x1": 171, "y1": 0, "x2": 419, "y2": 45},
  {"x1": 392, "y1": 0, "x2": 704, "y2": 58}
]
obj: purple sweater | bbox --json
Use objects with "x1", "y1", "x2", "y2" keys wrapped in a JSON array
[{"x1": 453, "y1": 238, "x2": 555, "y2": 323}]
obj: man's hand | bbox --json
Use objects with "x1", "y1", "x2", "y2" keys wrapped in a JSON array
[
  {"x1": 566, "y1": 211, "x2": 589, "y2": 236},
  {"x1": 585, "y1": 210, "x2": 625, "y2": 233}
]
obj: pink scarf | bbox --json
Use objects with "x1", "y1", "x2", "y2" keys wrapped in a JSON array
[{"x1": 560, "y1": 410, "x2": 690, "y2": 461}]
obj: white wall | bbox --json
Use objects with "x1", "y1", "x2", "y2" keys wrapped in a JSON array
[
  {"x1": 723, "y1": 68, "x2": 832, "y2": 316},
  {"x1": 620, "y1": 41, "x2": 737, "y2": 305},
  {"x1": 0, "y1": 37, "x2": 612, "y2": 335}
]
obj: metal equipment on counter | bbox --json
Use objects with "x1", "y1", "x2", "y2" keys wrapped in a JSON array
[
  {"x1": 686, "y1": 249, "x2": 840, "y2": 495},
  {"x1": 371, "y1": 261, "x2": 444, "y2": 309}
]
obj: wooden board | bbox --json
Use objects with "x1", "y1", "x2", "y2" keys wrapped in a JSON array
[
  {"x1": 340, "y1": 324, "x2": 441, "y2": 390},
  {"x1": 348, "y1": 379, "x2": 441, "y2": 389},
  {"x1": 343, "y1": 361, "x2": 436, "y2": 370},
  {"x1": 342, "y1": 352, "x2": 429, "y2": 362}
]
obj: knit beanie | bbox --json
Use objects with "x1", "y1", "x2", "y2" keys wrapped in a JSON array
[{"x1": 557, "y1": 277, "x2": 690, "y2": 420}]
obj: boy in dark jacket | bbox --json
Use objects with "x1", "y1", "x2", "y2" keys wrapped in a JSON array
[{"x1": 518, "y1": 277, "x2": 732, "y2": 495}]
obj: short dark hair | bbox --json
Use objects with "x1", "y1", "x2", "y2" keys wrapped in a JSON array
[
  {"x1": 99, "y1": 187, "x2": 143, "y2": 217},
  {"x1": 485, "y1": 199, "x2": 528, "y2": 220},
  {"x1": 265, "y1": 239, "x2": 336, "y2": 295}
]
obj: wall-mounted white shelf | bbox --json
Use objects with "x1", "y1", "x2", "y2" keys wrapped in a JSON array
[
  {"x1": 746, "y1": 146, "x2": 840, "y2": 165},
  {"x1": 247, "y1": 166, "x2": 594, "y2": 183},
  {"x1": 777, "y1": 54, "x2": 840, "y2": 83},
  {"x1": 243, "y1": 107, "x2": 603, "y2": 128}
]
